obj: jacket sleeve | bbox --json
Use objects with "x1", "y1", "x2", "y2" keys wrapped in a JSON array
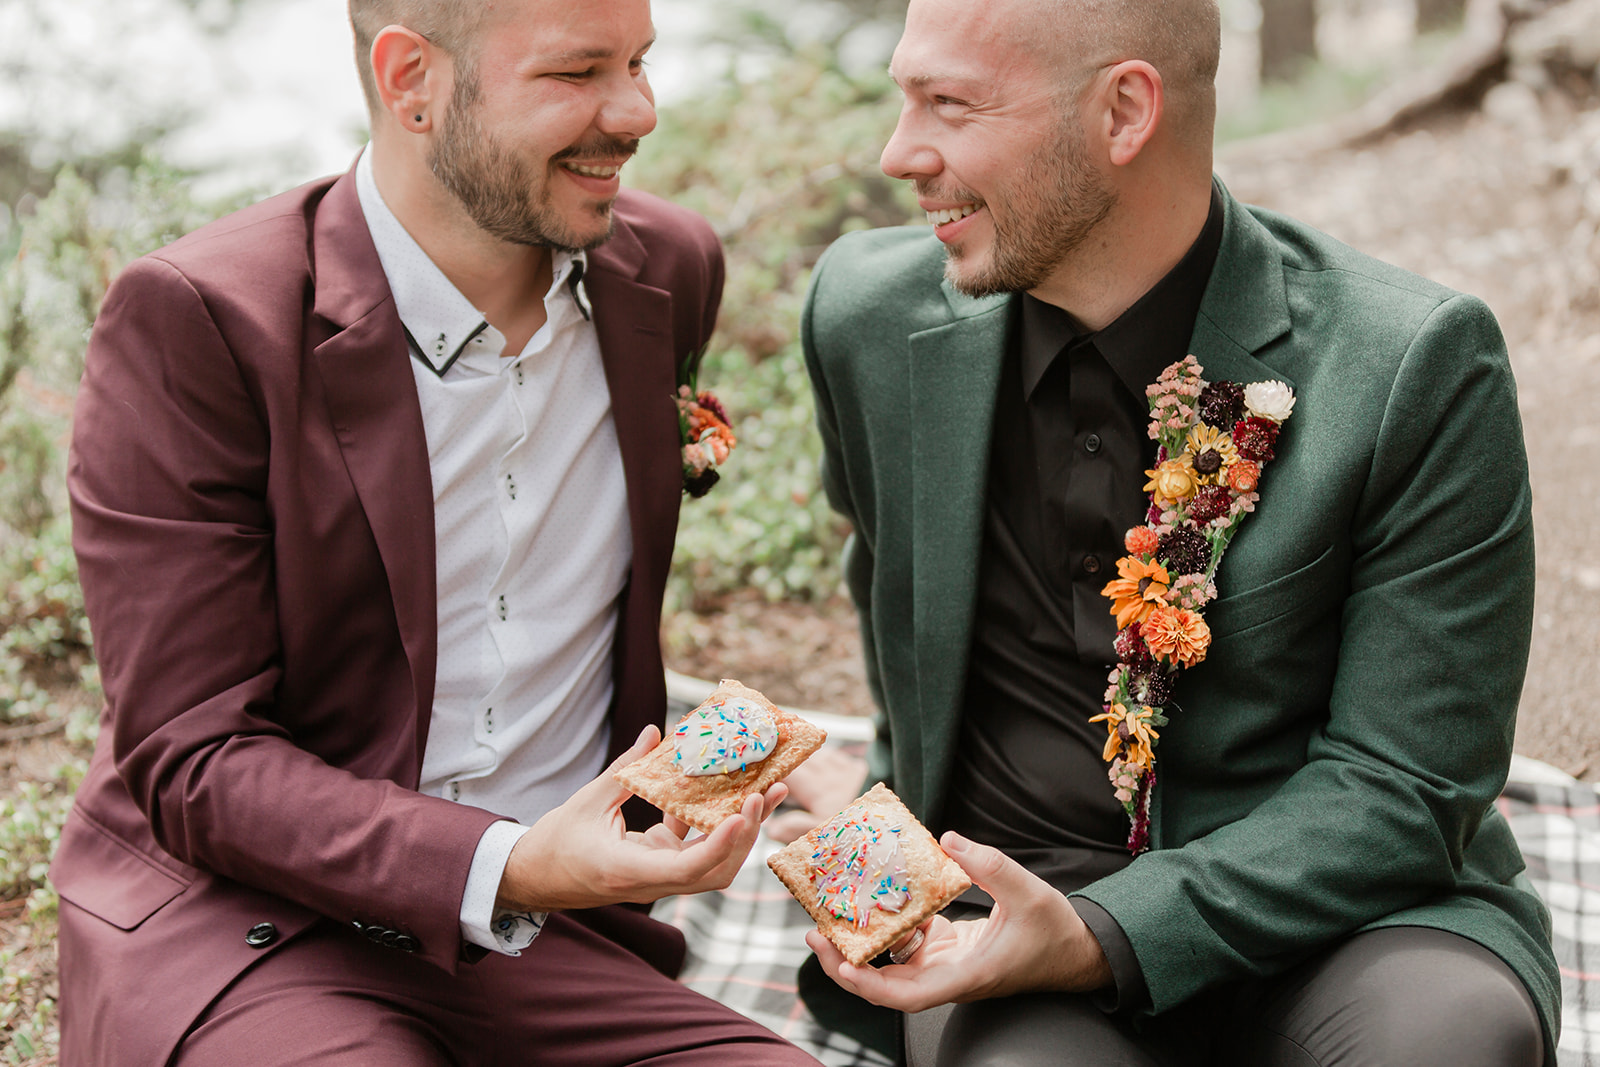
[
  {"x1": 801, "y1": 245, "x2": 894, "y2": 784},
  {"x1": 1075, "y1": 294, "x2": 1538, "y2": 1011},
  {"x1": 68, "y1": 254, "x2": 504, "y2": 972}
]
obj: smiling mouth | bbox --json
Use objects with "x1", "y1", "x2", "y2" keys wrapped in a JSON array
[
  {"x1": 927, "y1": 204, "x2": 979, "y2": 227},
  {"x1": 562, "y1": 162, "x2": 623, "y2": 179}
]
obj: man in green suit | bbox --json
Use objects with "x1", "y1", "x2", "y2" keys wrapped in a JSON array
[{"x1": 793, "y1": 0, "x2": 1560, "y2": 1061}]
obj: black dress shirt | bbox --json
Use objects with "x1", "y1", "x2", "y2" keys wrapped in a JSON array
[{"x1": 939, "y1": 186, "x2": 1225, "y2": 1008}]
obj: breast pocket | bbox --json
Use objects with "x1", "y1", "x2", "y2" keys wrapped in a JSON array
[{"x1": 1204, "y1": 542, "x2": 1344, "y2": 639}]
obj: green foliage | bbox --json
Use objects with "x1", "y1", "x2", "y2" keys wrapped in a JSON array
[
  {"x1": 0, "y1": 160, "x2": 220, "y2": 738},
  {"x1": 0, "y1": 767, "x2": 82, "y2": 903},
  {"x1": 631, "y1": 53, "x2": 918, "y2": 604}
]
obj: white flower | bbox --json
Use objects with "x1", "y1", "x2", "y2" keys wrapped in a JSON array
[{"x1": 1244, "y1": 380, "x2": 1295, "y2": 422}]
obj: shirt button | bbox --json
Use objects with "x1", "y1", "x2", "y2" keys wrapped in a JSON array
[
  {"x1": 485, "y1": 708, "x2": 494, "y2": 734},
  {"x1": 450, "y1": 782, "x2": 460, "y2": 801},
  {"x1": 1084, "y1": 433, "x2": 1103, "y2": 454},
  {"x1": 1083, "y1": 554, "x2": 1103, "y2": 575}
]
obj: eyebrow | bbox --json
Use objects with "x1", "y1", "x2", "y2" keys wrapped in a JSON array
[
  {"x1": 547, "y1": 36, "x2": 656, "y2": 66},
  {"x1": 888, "y1": 69, "x2": 972, "y2": 89}
]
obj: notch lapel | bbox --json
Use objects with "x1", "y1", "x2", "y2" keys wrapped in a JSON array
[
  {"x1": 584, "y1": 218, "x2": 682, "y2": 758},
  {"x1": 1188, "y1": 183, "x2": 1295, "y2": 390},
  {"x1": 908, "y1": 287, "x2": 1011, "y2": 820},
  {"x1": 308, "y1": 173, "x2": 439, "y2": 765}
]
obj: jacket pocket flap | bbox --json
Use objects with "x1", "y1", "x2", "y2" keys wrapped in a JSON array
[
  {"x1": 52, "y1": 814, "x2": 188, "y2": 931},
  {"x1": 1205, "y1": 542, "x2": 1342, "y2": 638}
]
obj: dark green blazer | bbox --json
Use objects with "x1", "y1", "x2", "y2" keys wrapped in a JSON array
[{"x1": 801, "y1": 181, "x2": 1559, "y2": 1054}]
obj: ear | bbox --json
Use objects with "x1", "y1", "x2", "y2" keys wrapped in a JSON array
[
  {"x1": 1101, "y1": 60, "x2": 1163, "y2": 167},
  {"x1": 370, "y1": 24, "x2": 440, "y2": 133}
]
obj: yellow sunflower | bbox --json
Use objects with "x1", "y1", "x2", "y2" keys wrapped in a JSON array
[{"x1": 1184, "y1": 424, "x2": 1240, "y2": 485}]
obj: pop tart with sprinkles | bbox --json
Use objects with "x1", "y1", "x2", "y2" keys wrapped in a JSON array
[
  {"x1": 767, "y1": 783, "x2": 971, "y2": 967},
  {"x1": 614, "y1": 678, "x2": 826, "y2": 834}
]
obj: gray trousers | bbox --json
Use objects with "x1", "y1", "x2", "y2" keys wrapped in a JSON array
[{"x1": 904, "y1": 926, "x2": 1544, "y2": 1067}]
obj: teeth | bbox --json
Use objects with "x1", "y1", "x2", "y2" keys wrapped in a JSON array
[
  {"x1": 926, "y1": 204, "x2": 978, "y2": 226},
  {"x1": 565, "y1": 163, "x2": 620, "y2": 178}
]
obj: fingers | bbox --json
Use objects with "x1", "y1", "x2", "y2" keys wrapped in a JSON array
[{"x1": 759, "y1": 781, "x2": 790, "y2": 820}]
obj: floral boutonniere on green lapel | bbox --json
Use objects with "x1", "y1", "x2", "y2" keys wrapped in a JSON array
[
  {"x1": 676, "y1": 349, "x2": 737, "y2": 498},
  {"x1": 1097, "y1": 356, "x2": 1295, "y2": 854}
]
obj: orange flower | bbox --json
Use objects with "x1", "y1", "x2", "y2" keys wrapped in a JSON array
[
  {"x1": 1227, "y1": 459, "x2": 1260, "y2": 494},
  {"x1": 1144, "y1": 455, "x2": 1199, "y2": 507},
  {"x1": 1089, "y1": 703, "x2": 1160, "y2": 769},
  {"x1": 1142, "y1": 605, "x2": 1211, "y2": 667},
  {"x1": 1124, "y1": 526, "x2": 1159, "y2": 556},
  {"x1": 1101, "y1": 557, "x2": 1172, "y2": 629}
]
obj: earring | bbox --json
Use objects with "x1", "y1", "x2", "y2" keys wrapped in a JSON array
[{"x1": 413, "y1": 114, "x2": 423, "y2": 123}]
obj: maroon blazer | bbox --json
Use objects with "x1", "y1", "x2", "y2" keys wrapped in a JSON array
[{"x1": 51, "y1": 169, "x2": 724, "y2": 1065}]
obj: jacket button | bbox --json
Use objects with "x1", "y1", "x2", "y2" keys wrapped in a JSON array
[
  {"x1": 396, "y1": 934, "x2": 421, "y2": 954},
  {"x1": 245, "y1": 922, "x2": 278, "y2": 948}
]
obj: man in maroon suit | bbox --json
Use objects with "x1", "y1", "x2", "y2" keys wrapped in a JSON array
[{"x1": 50, "y1": 1, "x2": 820, "y2": 1063}]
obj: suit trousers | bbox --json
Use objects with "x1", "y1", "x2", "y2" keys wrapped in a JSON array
[
  {"x1": 903, "y1": 926, "x2": 1543, "y2": 1067},
  {"x1": 169, "y1": 906, "x2": 821, "y2": 1067}
]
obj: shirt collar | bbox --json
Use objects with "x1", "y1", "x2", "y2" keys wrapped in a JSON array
[
  {"x1": 354, "y1": 148, "x2": 590, "y2": 377},
  {"x1": 1019, "y1": 182, "x2": 1225, "y2": 402}
]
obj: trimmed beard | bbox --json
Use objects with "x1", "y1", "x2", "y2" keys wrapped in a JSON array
[
  {"x1": 936, "y1": 112, "x2": 1116, "y2": 298},
  {"x1": 427, "y1": 62, "x2": 635, "y2": 252}
]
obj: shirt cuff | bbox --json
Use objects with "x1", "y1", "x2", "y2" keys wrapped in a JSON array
[
  {"x1": 460, "y1": 820, "x2": 545, "y2": 956},
  {"x1": 1069, "y1": 896, "x2": 1149, "y2": 1014}
]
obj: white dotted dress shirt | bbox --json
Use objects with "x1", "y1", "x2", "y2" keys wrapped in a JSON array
[{"x1": 356, "y1": 150, "x2": 633, "y2": 954}]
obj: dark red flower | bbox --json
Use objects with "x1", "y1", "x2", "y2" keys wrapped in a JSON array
[
  {"x1": 1198, "y1": 381, "x2": 1244, "y2": 428},
  {"x1": 1187, "y1": 485, "x2": 1231, "y2": 524},
  {"x1": 1232, "y1": 416, "x2": 1280, "y2": 462}
]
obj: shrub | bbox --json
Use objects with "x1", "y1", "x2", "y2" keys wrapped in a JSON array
[{"x1": 630, "y1": 52, "x2": 918, "y2": 606}]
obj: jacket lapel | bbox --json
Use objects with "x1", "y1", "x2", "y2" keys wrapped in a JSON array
[
  {"x1": 582, "y1": 216, "x2": 682, "y2": 757},
  {"x1": 908, "y1": 285, "x2": 1011, "y2": 820},
  {"x1": 308, "y1": 172, "x2": 439, "y2": 764},
  {"x1": 1188, "y1": 183, "x2": 1295, "y2": 390}
]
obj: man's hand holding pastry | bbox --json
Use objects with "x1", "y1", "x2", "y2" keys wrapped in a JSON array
[
  {"x1": 496, "y1": 724, "x2": 789, "y2": 913},
  {"x1": 806, "y1": 832, "x2": 1113, "y2": 1012}
]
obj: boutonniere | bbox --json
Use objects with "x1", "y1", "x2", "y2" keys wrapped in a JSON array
[
  {"x1": 676, "y1": 350, "x2": 737, "y2": 498},
  {"x1": 1097, "y1": 356, "x2": 1294, "y2": 854}
]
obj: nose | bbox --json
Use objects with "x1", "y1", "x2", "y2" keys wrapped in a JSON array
[
  {"x1": 880, "y1": 101, "x2": 939, "y2": 183},
  {"x1": 601, "y1": 68, "x2": 657, "y2": 141}
]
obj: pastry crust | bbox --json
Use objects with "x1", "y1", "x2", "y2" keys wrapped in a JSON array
[
  {"x1": 767, "y1": 782, "x2": 971, "y2": 966},
  {"x1": 615, "y1": 679, "x2": 826, "y2": 834}
]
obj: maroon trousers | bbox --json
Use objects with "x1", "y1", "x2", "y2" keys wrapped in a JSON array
[{"x1": 148, "y1": 906, "x2": 821, "y2": 1066}]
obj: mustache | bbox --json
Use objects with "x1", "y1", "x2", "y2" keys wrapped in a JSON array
[
  {"x1": 914, "y1": 181, "x2": 983, "y2": 206},
  {"x1": 552, "y1": 137, "x2": 641, "y2": 164}
]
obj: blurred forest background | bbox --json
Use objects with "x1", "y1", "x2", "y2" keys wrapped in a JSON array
[{"x1": 2, "y1": 0, "x2": 1598, "y2": 1060}]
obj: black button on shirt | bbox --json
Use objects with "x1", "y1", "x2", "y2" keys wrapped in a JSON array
[{"x1": 941, "y1": 186, "x2": 1226, "y2": 899}]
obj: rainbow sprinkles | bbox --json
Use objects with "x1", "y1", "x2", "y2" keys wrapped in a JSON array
[
  {"x1": 809, "y1": 805, "x2": 911, "y2": 929},
  {"x1": 672, "y1": 696, "x2": 778, "y2": 776}
]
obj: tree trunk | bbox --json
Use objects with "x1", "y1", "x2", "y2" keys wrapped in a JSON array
[
  {"x1": 1259, "y1": 0, "x2": 1319, "y2": 83},
  {"x1": 1416, "y1": 0, "x2": 1468, "y2": 32}
]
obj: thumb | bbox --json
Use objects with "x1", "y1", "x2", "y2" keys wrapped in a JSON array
[
  {"x1": 589, "y1": 725, "x2": 663, "y2": 808},
  {"x1": 940, "y1": 831, "x2": 1032, "y2": 901}
]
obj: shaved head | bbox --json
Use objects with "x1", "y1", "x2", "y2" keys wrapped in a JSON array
[
  {"x1": 1033, "y1": 0, "x2": 1222, "y2": 144},
  {"x1": 349, "y1": 0, "x2": 488, "y2": 114}
]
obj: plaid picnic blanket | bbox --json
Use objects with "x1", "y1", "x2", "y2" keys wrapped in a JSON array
[
  {"x1": 1502, "y1": 754, "x2": 1600, "y2": 1067},
  {"x1": 653, "y1": 688, "x2": 1597, "y2": 1065}
]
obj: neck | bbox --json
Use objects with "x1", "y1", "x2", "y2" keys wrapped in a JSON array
[
  {"x1": 1028, "y1": 169, "x2": 1212, "y2": 333},
  {"x1": 368, "y1": 135, "x2": 553, "y2": 337}
]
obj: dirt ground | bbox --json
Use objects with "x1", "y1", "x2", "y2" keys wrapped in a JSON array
[{"x1": 668, "y1": 96, "x2": 1600, "y2": 779}]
